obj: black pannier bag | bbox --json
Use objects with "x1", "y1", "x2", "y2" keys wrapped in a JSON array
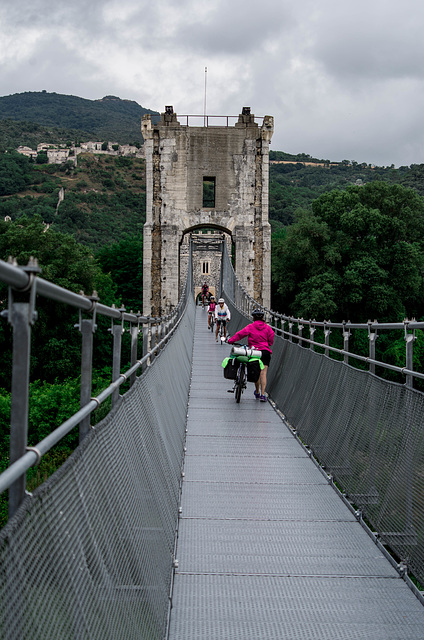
[
  {"x1": 246, "y1": 359, "x2": 261, "y2": 383},
  {"x1": 223, "y1": 358, "x2": 239, "y2": 380}
]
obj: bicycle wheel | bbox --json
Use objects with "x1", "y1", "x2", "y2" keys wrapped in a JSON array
[{"x1": 235, "y1": 364, "x2": 245, "y2": 403}]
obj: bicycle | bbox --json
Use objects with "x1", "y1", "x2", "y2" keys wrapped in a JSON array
[
  {"x1": 209, "y1": 313, "x2": 215, "y2": 332},
  {"x1": 201, "y1": 291, "x2": 209, "y2": 308},
  {"x1": 224, "y1": 343, "x2": 262, "y2": 403},
  {"x1": 217, "y1": 319, "x2": 228, "y2": 344}
]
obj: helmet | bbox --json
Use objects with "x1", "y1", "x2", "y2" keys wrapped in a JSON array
[
  {"x1": 218, "y1": 298, "x2": 224, "y2": 303},
  {"x1": 210, "y1": 295, "x2": 215, "y2": 299},
  {"x1": 252, "y1": 308, "x2": 264, "y2": 319}
]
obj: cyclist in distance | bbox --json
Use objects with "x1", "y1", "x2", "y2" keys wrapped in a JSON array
[
  {"x1": 208, "y1": 295, "x2": 216, "y2": 329},
  {"x1": 228, "y1": 308, "x2": 274, "y2": 402},
  {"x1": 215, "y1": 298, "x2": 231, "y2": 342},
  {"x1": 201, "y1": 282, "x2": 209, "y2": 306}
]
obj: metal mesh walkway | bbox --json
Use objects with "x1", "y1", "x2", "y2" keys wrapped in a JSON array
[{"x1": 168, "y1": 307, "x2": 424, "y2": 639}]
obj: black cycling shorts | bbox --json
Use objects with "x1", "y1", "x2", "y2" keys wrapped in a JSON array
[
  {"x1": 216, "y1": 319, "x2": 227, "y2": 326},
  {"x1": 260, "y1": 350, "x2": 271, "y2": 366}
]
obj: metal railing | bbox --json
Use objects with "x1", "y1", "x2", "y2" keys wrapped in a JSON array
[
  {"x1": 177, "y1": 114, "x2": 264, "y2": 127},
  {"x1": 220, "y1": 242, "x2": 423, "y2": 388},
  {"x1": 221, "y1": 243, "x2": 424, "y2": 597},
  {"x1": 0, "y1": 249, "x2": 195, "y2": 640},
  {"x1": 0, "y1": 254, "x2": 192, "y2": 518}
]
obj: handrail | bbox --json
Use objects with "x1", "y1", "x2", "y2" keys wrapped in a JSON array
[
  {"x1": 177, "y1": 114, "x2": 264, "y2": 127},
  {"x1": 220, "y1": 243, "x2": 423, "y2": 388},
  {"x1": 0, "y1": 258, "x2": 147, "y2": 322},
  {"x1": 0, "y1": 249, "x2": 193, "y2": 517},
  {"x1": 0, "y1": 311, "x2": 185, "y2": 495},
  {"x1": 274, "y1": 326, "x2": 424, "y2": 379}
]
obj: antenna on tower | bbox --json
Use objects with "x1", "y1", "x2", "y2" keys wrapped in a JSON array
[{"x1": 203, "y1": 66, "x2": 207, "y2": 126}]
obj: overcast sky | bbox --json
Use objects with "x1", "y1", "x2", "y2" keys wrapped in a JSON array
[{"x1": 1, "y1": 0, "x2": 424, "y2": 167}]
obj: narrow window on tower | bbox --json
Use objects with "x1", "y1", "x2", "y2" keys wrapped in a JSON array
[
  {"x1": 203, "y1": 177, "x2": 216, "y2": 208},
  {"x1": 202, "y1": 261, "x2": 210, "y2": 275}
]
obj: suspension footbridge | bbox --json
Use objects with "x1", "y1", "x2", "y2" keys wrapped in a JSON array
[
  {"x1": 169, "y1": 307, "x2": 424, "y2": 639},
  {"x1": 1, "y1": 245, "x2": 424, "y2": 639}
]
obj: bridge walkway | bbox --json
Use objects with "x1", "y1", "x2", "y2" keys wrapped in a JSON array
[{"x1": 167, "y1": 307, "x2": 424, "y2": 639}]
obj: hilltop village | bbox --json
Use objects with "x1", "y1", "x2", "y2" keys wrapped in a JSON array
[{"x1": 16, "y1": 140, "x2": 144, "y2": 165}]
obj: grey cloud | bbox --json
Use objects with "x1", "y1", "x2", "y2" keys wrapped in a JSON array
[
  {"x1": 308, "y1": 7, "x2": 424, "y2": 83},
  {"x1": 2, "y1": 0, "x2": 108, "y2": 30},
  {"x1": 0, "y1": 35, "x2": 106, "y2": 100},
  {"x1": 175, "y1": 0, "x2": 295, "y2": 55},
  {"x1": 1, "y1": 0, "x2": 424, "y2": 167}
]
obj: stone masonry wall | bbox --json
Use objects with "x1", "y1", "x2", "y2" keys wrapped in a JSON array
[{"x1": 142, "y1": 109, "x2": 273, "y2": 316}]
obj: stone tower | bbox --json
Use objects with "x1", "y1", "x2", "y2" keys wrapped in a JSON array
[{"x1": 142, "y1": 107, "x2": 274, "y2": 316}]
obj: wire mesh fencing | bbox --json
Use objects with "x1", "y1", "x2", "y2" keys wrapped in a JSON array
[
  {"x1": 0, "y1": 290, "x2": 195, "y2": 640},
  {"x1": 267, "y1": 337, "x2": 424, "y2": 586},
  {"x1": 222, "y1": 247, "x2": 424, "y2": 591}
]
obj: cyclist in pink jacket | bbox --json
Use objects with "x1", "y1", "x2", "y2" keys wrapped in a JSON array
[{"x1": 228, "y1": 309, "x2": 274, "y2": 402}]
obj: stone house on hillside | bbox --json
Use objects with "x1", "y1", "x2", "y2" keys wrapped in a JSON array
[{"x1": 16, "y1": 141, "x2": 144, "y2": 165}]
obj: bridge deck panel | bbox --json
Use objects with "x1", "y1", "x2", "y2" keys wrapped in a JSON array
[
  {"x1": 180, "y1": 481, "x2": 358, "y2": 521},
  {"x1": 183, "y1": 456, "x2": 328, "y2": 484},
  {"x1": 185, "y1": 417, "x2": 286, "y2": 437},
  {"x1": 170, "y1": 575, "x2": 424, "y2": 640},
  {"x1": 185, "y1": 435, "x2": 306, "y2": 456},
  {"x1": 168, "y1": 307, "x2": 424, "y2": 639},
  {"x1": 176, "y1": 519, "x2": 397, "y2": 577}
]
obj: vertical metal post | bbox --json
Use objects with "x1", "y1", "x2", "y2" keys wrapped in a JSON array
[
  {"x1": 147, "y1": 320, "x2": 153, "y2": 366},
  {"x1": 78, "y1": 292, "x2": 98, "y2": 441},
  {"x1": 343, "y1": 322, "x2": 351, "y2": 364},
  {"x1": 288, "y1": 320, "x2": 293, "y2": 343},
  {"x1": 219, "y1": 241, "x2": 225, "y2": 297},
  {"x1": 6, "y1": 259, "x2": 40, "y2": 518},
  {"x1": 368, "y1": 321, "x2": 378, "y2": 375},
  {"x1": 158, "y1": 319, "x2": 163, "y2": 353},
  {"x1": 405, "y1": 321, "x2": 415, "y2": 389},
  {"x1": 149, "y1": 321, "x2": 156, "y2": 363},
  {"x1": 310, "y1": 325, "x2": 315, "y2": 351},
  {"x1": 111, "y1": 311, "x2": 125, "y2": 407},
  {"x1": 298, "y1": 321, "x2": 304, "y2": 347},
  {"x1": 324, "y1": 322, "x2": 331, "y2": 357},
  {"x1": 277, "y1": 314, "x2": 282, "y2": 337},
  {"x1": 154, "y1": 320, "x2": 160, "y2": 356},
  {"x1": 79, "y1": 319, "x2": 94, "y2": 441},
  {"x1": 130, "y1": 321, "x2": 139, "y2": 387},
  {"x1": 164, "y1": 315, "x2": 170, "y2": 346},
  {"x1": 142, "y1": 321, "x2": 149, "y2": 372},
  {"x1": 7, "y1": 309, "x2": 31, "y2": 640},
  {"x1": 8, "y1": 302, "x2": 32, "y2": 517}
]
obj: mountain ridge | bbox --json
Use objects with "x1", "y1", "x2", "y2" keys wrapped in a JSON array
[{"x1": 0, "y1": 91, "x2": 159, "y2": 145}]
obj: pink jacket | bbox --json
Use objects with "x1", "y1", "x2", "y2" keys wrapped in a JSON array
[{"x1": 228, "y1": 320, "x2": 275, "y2": 353}]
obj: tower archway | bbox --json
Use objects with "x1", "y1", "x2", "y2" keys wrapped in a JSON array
[
  {"x1": 142, "y1": 107, "x2": 274, "y2": 315},
  {"x1": 179, "y1": 227, "x2": 232, "y2": 304}
]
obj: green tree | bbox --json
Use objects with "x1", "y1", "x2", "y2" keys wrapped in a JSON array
[
  {"x1": 0, "y1": 216, "x2": 118, "y2": 387},
  {"x1": 96, "y1": 234, "x2": 143, "y2": 312},
  {"x1": 36, "y1": 151, "x2": 48, "y2": 164},
  {"x1": 272, "y1": 182, "x2": 424, "y2": 322},
  {"x1": 0, "y1": 150, "x2": 33, "y2": 195}
]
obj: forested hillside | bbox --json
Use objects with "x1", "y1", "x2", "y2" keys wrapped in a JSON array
[
  {"x1": 0, "y1": 150, "x2": 145, "y2": 248},
  {"x1": 0, "y1": 91, "x2": 159, "y2": 146},
  {"x1": 0, "y1": 118, "x2": 96, "y2": 152},
  {"x1": 2, "y1": 92, "x2": 424, "y2": 230},
  {"x1": 269, "y1": 152, "x2": 424, "y2": 226}
]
